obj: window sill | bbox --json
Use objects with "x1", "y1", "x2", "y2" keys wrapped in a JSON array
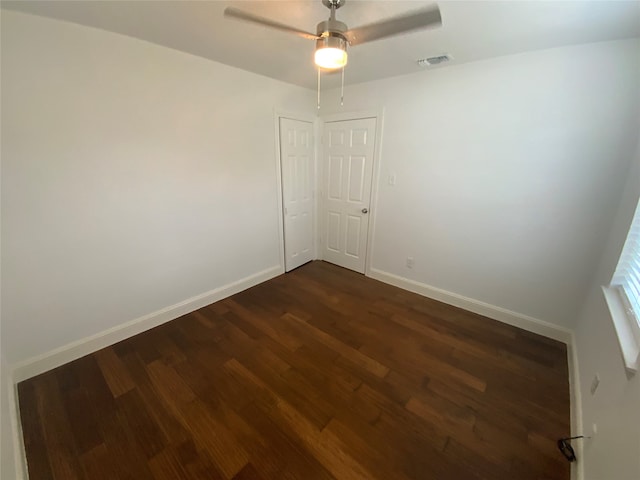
[{"x1": 602, "y1": 286, "x2": 639, "y2": 375}]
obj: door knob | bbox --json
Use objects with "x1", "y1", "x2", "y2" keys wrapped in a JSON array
[{"x1": 361, "y1": 208, "x2": 369, "y2": 214}]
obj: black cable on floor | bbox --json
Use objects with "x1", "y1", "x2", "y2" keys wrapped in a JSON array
[{"x1": 557, "y1": 435, "x2": 588, "y2": 462}]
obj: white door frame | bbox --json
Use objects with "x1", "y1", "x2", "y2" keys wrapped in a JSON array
[
  {"x1": 274, "y1": 109, "x2": 320, "y2": 273},
  {"x1": 318, "y1": 109, "x2": 385, "y2": 277}
]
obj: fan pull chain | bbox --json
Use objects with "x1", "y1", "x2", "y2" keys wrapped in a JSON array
[
  {"x1": 341, "y1": 66, "x2": 345, "y2": 106},
  {"x1": 317, "y1": 68, "x2": 321, "y2": 110}
]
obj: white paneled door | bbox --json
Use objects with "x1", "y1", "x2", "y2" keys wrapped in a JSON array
[
  {"x1": 280, "y1": 118, "x2": 314, "y2": 272},
  {"x1": 322, "y1": 117, "x2": 377, "y2": 273}
]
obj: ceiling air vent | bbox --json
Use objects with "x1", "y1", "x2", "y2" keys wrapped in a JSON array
[{"x1": 417, "y1": 54, "x2": 452, "y2": 67}]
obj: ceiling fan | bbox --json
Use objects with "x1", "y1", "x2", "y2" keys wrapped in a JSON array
[{"x1": 224, "y1": 0, "x2": 442, "y2": 70}]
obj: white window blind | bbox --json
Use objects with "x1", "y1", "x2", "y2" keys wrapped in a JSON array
[
  {"x1": 612, "y1": 199, "x2": 640, "y2": 326},
  {"x1": 604, "y1": 199, "x2": 640, "y2": 373}
]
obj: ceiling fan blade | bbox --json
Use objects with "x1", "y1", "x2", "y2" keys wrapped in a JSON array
[
  {"x1": 224, "y1": 7, "x2": 319, "y2": 41},
  {"x1": 343, "y1": 6, "x2": 442, "y2": 46}
]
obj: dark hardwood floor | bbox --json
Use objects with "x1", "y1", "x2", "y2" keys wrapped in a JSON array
[{"x1": 19, "y1": 261, "x2": 570, "y2": 480}]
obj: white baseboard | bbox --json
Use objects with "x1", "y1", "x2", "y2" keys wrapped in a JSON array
[
  {"x1": 8, "y1": 374, "x2": 28, "y2": 480},
  {"x1": 368, "y1": 268, "x2": 573, "y2": 344},
  {"x1": 12, "y1": 265, "x2": 283, "y2": 383},
  {"x1": 567, "y1": 335, "x2": 584, "y2": 480}
]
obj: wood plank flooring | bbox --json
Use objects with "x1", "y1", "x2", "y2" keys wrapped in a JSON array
[{"x1": 19, "y1": 261, "x2": 570, "y2": 480}]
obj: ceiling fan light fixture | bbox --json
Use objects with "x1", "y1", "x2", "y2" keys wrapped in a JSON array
[
  {"x1": 224, "y1": 0, "x2": 443, "y2": 106},
  {"x1": 314, "y1": 35, "x2": 348, "y2": 69}
]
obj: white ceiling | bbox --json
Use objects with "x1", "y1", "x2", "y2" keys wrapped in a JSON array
[{"x1": 2, "y1": 0, "x2": 640, "y2": 89}]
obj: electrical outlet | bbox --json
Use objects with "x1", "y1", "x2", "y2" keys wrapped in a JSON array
[
  {"x1": 388, "y1": 174, "x2": 396, "y2": 186},
  {"x1": 406, "y1": 257, "x2": 414, "y2": 269},
  {"x1": 590, "y1": 374, "x2": 600, "y2": 395},
  {"x1": 591, "y1": 423, "x2": 598, "y2": 438}
]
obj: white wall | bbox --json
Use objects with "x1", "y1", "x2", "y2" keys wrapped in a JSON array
[
  {"x1": 321, "y1": 39, "x2": 640, "y2": 329},
  {"x1": 573, "y1": 137, "x2": 639, "y2": 480},
  {"x1": 0, "y1": 8, "x2": 16, "y2": 478},
  {"x1": 0, "y1": 9, "x2": 314, "y2": 365}
]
